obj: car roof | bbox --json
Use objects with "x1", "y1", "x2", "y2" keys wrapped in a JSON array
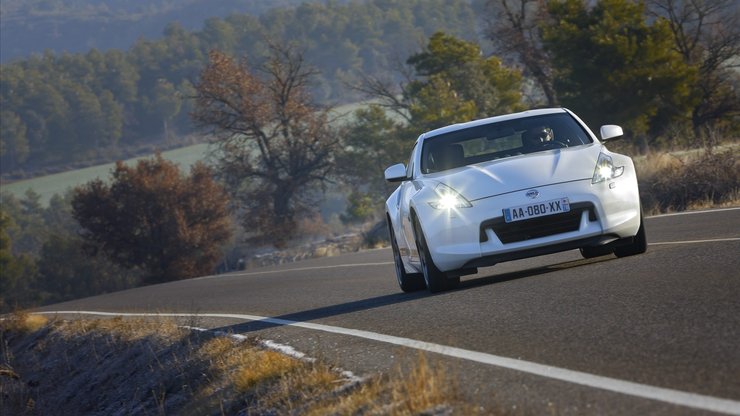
[{"x1": 419, "y1": 108, "x2": 569, "y2": 141}]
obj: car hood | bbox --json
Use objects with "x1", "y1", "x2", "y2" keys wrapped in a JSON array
[{"x1": 430, "y1": 144, "x2": 602, "y2": 201}]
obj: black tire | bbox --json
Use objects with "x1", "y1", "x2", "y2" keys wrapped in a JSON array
[
  {"x1": 413, "y1": 216, "x2": 456, "y2": 293},
  {"x1": 387, "y1": 219, "x2": 425, "y2": 292},
  {"x1": 615, "y1": 213, "x2": 647, "y2": 258},
  {"x1": 579, "y1": 244, "x2": 614, "y2": 259}
]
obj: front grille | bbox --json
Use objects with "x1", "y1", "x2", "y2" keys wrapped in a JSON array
[{"x1": 480, "y1": 202, "x2": 596, "y2": 244}]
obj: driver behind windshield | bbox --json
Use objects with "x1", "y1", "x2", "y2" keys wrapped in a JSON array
[{"x1": 522, "y1": 126, "x2": 555, "y2": 150}]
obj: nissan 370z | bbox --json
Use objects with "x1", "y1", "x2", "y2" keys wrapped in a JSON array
[{"x1": 384, "y1": 108, "x2": 646, "y2": 293}]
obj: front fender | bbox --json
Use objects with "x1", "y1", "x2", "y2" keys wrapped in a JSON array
[
  {"x1": 409, "y1": 184, "x2": 482, "y2": 272},
  {"x1": 385, "y1": 186, "x2": 403, "y2": 238}
]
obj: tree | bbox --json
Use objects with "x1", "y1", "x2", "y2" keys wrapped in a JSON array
[
  {"x1": 338, "y1": 105, "x2": 412, "y2": 189},
  {"x1": 0, "y1": 209, "x2": 39, "y2": 311},
  {"x1": 1, "y1": 1, "x2": 486, "y2": 175},
  {"x1": 482, "y1": 0, "x2": 558, "y2": 106},
  {"x1": 342, "y1": 32, "x2": 524, "y2": 218},
  {"x1": 71, "y1": 154, "x2": 233, "y2": 283},
  {"x1": 543, "y1": 0, "x2": 697, "y2": 139},
  {"x1": 357, "y1": 32, "x2": 524, "y2": 133},
  {"x1": 36, "y1": 233, "x2": 140, "y2": 304},
  {"x1": 98, "y1": 91, "x2": 124, "y2": 148},
  {"x1": 407, "y1": 75, "x2": 478, "y2": 132},
  {"x1": 0, "y1": 190, "x2": 47, "y2": 256},
  {"x1": 63, "y1": 83, "x2": 106, "y2": 155},
  {"x1": 0, "y1": 110, "x2": 30, "y2": 170},
  {"x1": 647, "y1": 0, "x2": 740, "y2": 138},
  {"x1": 148, "y1": 79, "x2": 182, "y2": 140},
  {"x1": 191, "y1": 47, "x2": 338, "y2": 246},
  {"x1": 335, "y1": 105, "x2": 413, "y2": 218}
]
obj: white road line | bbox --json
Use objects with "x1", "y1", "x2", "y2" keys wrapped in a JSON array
[
  {"x1": 650, "y1": 237, "x2": 740, "y2": 246},
  {"x1": 37, "y1": 310, "x2": 740, "y2": 415},
  {"x1": 206, "y1": 237, "x2": 740, "y2": 279},
  {"x1": 647, "y1": 207, "x2": 740, "y2": 219},
  {"x1": 196, "y1": 209, "x2": 739, "y2": 279},
  {"x1": 195, "y1": 262, "x2": 394, "y2": 279}
]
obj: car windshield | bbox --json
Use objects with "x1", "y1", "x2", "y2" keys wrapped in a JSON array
[{"x1": 420, "y1": 113, "x2": 593, "y2": 174}]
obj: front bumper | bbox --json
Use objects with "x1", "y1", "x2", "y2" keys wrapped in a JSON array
[{"x1": 415, "y1": 177, "x2": 641, "y2": 272}]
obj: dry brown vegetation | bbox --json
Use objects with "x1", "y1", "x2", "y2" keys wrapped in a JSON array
[
  {"x1": 1, "y1": 314, "x2": 467, "y2": 415},
  {"x1": 635, "y1": 145, "x2": 739, "y2": 215},
  {"x1": 71, "y1": 153, "x2": 233, "y2": 284}
]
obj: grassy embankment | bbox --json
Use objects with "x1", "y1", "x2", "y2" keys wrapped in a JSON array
[
  {"x1": 633, "y1": 144, "x2": 739, "y2": 214},
  {"x1": 1, "y1": 313, "x2": 472, "y2": 415}
]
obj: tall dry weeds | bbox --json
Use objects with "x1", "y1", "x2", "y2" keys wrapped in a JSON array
[
  {"x1": 637, "y1": 148, "x2": 739, "y2": 213},
  {"x1": 2, "y1": 316, "x2": 466, "y2": 415}
]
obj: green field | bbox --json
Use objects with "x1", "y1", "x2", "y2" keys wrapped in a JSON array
[
  {"x1": 1, "y1": 143, "x2": 215, "y2": 205},
  {"x1": 0, "y1": 101, "x2": 375, "y2": 206}
]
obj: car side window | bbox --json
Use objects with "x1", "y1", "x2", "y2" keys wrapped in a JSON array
[{"x1": 406, "y1": 143, "x2": 418, "y2": 179}]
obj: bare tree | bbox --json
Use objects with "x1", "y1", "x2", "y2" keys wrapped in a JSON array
[
  {"x1": 191, "y1": 45, "x2": 338, "y2": 246},
  {"x1": 648, "y1": 0, "x2": 740, "y2": 135},
  {"x1": 482, "y1": 0, "x2": 558, "y2": 106},
  {"x1": 351, "y1": 63, "x2": 416, "y2": 124}
]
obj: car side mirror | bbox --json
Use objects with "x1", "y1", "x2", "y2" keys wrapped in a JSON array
[
  {"x1": 384, "y1": 163, "x2": 407, "y2": 182},
  {"x1": 600, "y1": 125, "x2": 624, "y2": 141}
]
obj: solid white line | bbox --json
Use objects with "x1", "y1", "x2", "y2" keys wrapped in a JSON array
[
  {"x1": 647, "y1": 207, "x2": 740, "y2": 219},
  {"x1": 212, "y1": 208, "x2": 739, "y2": 279},
  {"x1": 203, "y1": 237, "x2": 740, "y2": 279},
  {"x1": 36, "y1": 310, "x2": 740, "y2": 415},
  {"x1": 199, "y1": 209, "x2": 738, "y2": 280},
  {"x1": 650, "y1": 238, "x2": 740, "y2": 246},
  {"x1": 195, "y1": 262, "x2": 394, "y2": 279}
]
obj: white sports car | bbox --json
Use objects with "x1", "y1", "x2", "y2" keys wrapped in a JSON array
[{"x1": 384, "y1": 108, "x2": 646, "y2": 293}]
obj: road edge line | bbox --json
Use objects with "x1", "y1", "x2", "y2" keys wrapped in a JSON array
[{"x1": 35, "y1": 310, "x2": 740, "y2": 415}]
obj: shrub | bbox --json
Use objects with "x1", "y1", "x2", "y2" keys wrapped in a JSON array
[
  {"x1": 639, "y1": 148, "x2": 739, "y2": 212},
  {"x1": 72, "y1": 153, "x2": 233, "y2": 283}
]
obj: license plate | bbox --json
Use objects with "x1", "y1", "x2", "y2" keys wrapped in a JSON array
[{"x1": 503, "y1": 198, "x2": 570, "y2": 223}]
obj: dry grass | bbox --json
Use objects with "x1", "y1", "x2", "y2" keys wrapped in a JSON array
[
  {"x1": 0, "y1": 311, "x2": 49, "y2": 333},
  {"x1": 57, "y1": 315, "x2": 186, "y2": 342},
  {"x1": 305, "y1": 352, "x2": 465, "y2": 415},
  {"x1": 390, "y1": 353, "x2": 453, "y2": 414},
  {"x1": 305, "y1": 377, "x2": 385, "y2": 415},
  {"x1": 636, "y1": 146, "x2": 740, "y2": 214},
  {"x1": 2, "y1": 316, "x2": 466, "y2": 415}
]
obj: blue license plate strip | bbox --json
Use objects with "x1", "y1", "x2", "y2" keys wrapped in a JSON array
[{"x1": 503, "y1": 198, "x2": 571, "y2": 223}]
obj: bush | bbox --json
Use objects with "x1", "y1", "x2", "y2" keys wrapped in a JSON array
[
  {"x1": 72, "y1": 154, "x2": 233, "y2": 283},
  {"x1": 639, "y1": 148, "x2": 739, "y2": 212}
]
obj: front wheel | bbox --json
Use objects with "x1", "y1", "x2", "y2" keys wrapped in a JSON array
[
  {"x1": 615, "y1": 213, "x2": 647, "y2": 258},
  {"x1": 413, "y1": 216, "x2": 458, "y2": 293},
  {"x1": 388, "y1": 219, "x2": 425, "y2": 292}
]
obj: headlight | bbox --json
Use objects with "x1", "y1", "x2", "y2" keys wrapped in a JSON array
[
  {"x1": 592, "y1": 153, "x2": 624, "y2": 184},
  {"x1": 428, "y1": 183, "x2": 472, "y2": 209}
]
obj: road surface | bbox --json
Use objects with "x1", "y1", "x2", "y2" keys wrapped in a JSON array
[{"x1": 37, "y1": 208, "x2": 740, "y2": 415}]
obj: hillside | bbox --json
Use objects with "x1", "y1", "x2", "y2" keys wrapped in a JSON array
[
  {"x1": 0, "y1": 0, "x2": 310, "y2": 62},
  {"x1": 1, "y1": 314, "x2": 462, "y2": 414},
  {"x1": 0, "y1": 0, "x2": 480, "y2": 177}
]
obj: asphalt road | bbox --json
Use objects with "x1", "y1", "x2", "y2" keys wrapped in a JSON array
[{"x1": 38, "y1": 208, "x2": 740, "y2": 415}]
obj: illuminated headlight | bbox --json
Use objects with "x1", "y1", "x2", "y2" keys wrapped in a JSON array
[
  {"x1": 429, "y1": 183, "x2": 472, "y2": 209},
  {"x1": 592, "y1": 153, "x2": 624, "y2": 184}
]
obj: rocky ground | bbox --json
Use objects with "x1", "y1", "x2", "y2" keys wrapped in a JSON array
[{"x1": 243, "y1": 222, "x2": 389, "y2": 269}]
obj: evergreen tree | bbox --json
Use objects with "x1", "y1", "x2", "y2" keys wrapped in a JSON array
[
  {"x1": 543, "y1": 0, "x2": 697, "y2": 138},
  {"x1": 0, "y1": 209, "x2": 39, "y2": 310}
]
